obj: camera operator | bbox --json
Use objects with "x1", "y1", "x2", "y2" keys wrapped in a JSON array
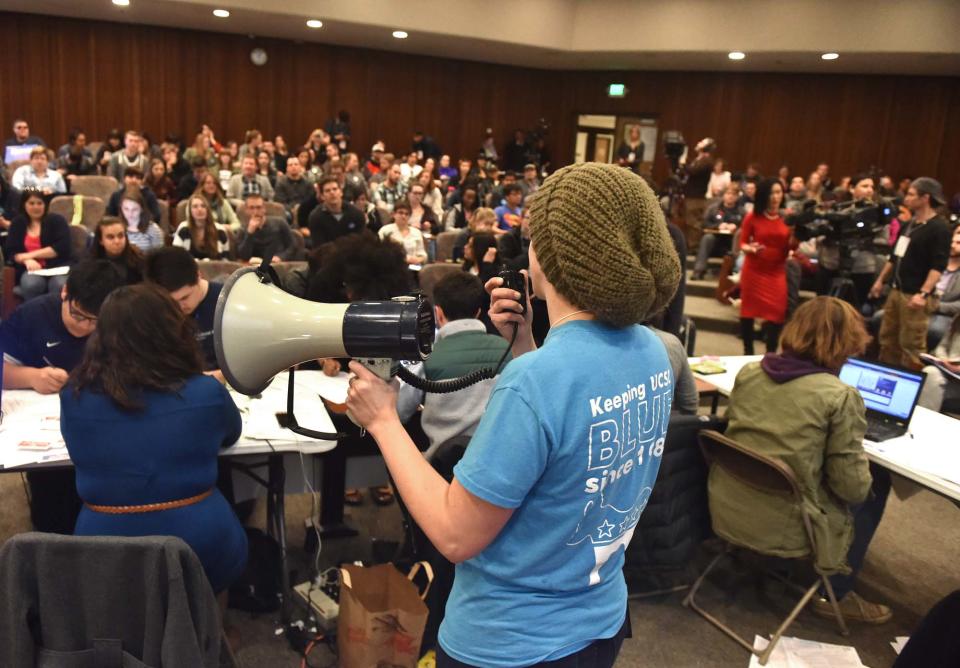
[
  {"x1": 869, "y1": 177, "x2": 952, "y2": 369},
  {"x1": 345, "y1": 163, "x2": 681, "y2": 667},
  {"x1": 815, "y1": 174, "x2": 889, "y2": 306},
  {"x1": 681, "y1": 137, "x2": 716, "y2": 234}
]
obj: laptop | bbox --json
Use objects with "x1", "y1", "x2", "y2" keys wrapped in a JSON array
[{"x1": 838, "y1": 357, "x2": 926, "y2": 442}]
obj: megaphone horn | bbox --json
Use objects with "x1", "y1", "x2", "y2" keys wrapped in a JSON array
[{"x1": 214, "y1": 267, "x2": 434, "y2": 396}]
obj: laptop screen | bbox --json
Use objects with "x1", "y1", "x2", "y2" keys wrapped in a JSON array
[
  {"x1": 839, "y1": 358, "x2": 924, "y2": 421},
  {"x1": 4, "y1": 144, "x2": 36, "y2": 164}
]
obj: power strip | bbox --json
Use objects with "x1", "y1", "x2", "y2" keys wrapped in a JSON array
[{"x1": 293, "y1": 580, "x2": 340, "y2": 631}]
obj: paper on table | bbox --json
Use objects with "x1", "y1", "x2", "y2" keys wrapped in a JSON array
[
  {"x1": 890, "y1": 636, "x2": 909, "y2": 655},
  {"x1": 28, "y1": 266, "x2": 70, "y2": 277},
  {"x1": 294, "y1": 371, "x2": 350, "y2": 405},
  {"x1": 749, "y1": 635, "x2": 867, "y2": 668}
]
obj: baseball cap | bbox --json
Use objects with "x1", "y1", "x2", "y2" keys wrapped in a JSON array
[
  {"x1": 371, "y1": 142, "x2": 385, "y2": 153},
  {"x1": 910, "y1": 177, "x2": 945, "y2": 206}
]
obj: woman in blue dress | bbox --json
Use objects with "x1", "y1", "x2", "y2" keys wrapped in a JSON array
[{"x1": 61, "y1": 283, "x2": 247, "y2": 594}]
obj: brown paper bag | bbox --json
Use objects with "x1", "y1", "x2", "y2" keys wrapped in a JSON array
[{"x1": 338, "y1": 561, "x2": 433, "y2": 668}]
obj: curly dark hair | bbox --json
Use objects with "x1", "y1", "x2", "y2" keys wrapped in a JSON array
[
  {"x1": 306, "y1": 230, "x2": 411, "y2": 302},
  {"x1": 70, "y1": 284, "x2": 203, "y2": 411}
]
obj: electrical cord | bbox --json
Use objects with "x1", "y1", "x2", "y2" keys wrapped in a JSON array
[{"x1": 396, "y1": 322, "x2": 518, "y2": 394}]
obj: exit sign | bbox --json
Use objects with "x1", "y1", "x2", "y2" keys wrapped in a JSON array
[{"x1": 607, "y1": 83, "x2": 627, "y2": 97}]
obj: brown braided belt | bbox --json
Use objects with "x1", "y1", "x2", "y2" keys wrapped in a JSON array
[{"x1": 85, "y1": 489, "x2": 213, "y2": 514}]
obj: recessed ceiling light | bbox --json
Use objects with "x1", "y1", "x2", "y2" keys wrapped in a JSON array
[
  {"x1": 728, "y1": 51, "x2": 745, "y2": 61},
  {"x1": 112, "y1": 0, "x2": 129, "y2": 5},
  {"x1": 392, "y1": 30, "x2": 408, "y2": 39},
  {"x1": 212, "y1": 9, "x2": 230, "y2": 18},
  {"x1": 821, "y1": 52, "x2": 840, "y2": 61},
  {"x1": 306, "y1": 19, "x2": 323, "y2": 29}
]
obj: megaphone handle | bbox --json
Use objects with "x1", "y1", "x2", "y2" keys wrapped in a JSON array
[{"x1": 347, "y1": 358, "x2": 395, "y2": 430}]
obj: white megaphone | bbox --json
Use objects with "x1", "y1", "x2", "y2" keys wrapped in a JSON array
[{"x1": 214, "y1": 266, "x2": 435, "y2": 396}]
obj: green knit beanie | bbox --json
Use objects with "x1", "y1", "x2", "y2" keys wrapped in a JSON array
[{"x1": 528, "y1": 163, "x2": 681, "y2": 327}]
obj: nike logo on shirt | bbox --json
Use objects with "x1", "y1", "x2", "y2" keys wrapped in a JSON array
[{"x1": 45, "y1": 341, "x2": 61, "y2": 348}]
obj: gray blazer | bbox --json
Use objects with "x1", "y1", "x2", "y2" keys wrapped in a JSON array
[{"x1": 937, "y1": 268, "x2": 960, "y2": 317}]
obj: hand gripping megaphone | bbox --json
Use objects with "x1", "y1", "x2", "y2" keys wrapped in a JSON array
[{"x1": 213, "y1": 266, "x2": 435, "y2": 396}]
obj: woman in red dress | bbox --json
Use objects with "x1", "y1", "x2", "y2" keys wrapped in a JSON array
[{"x1": 739, "y1": 178, "x2": 792, "y2": 354}]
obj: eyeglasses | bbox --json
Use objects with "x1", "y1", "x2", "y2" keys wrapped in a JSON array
[{"x1": 65, "y1": 299, "x2": 97, "y2": 324}]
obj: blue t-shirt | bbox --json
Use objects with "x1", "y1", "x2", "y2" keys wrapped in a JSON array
[
  {"x1": 494, "y1": 204, "x2": 522, "y2": 231},
  {"x1": 194, "y1": 281, "x2": 222, "y2": 370},
  {"x1": 0, "y1": 293, "x2": 87, "y2": 371},
  {"x1": 441, "y1": 321, "x2": 673, "y2": 666}
]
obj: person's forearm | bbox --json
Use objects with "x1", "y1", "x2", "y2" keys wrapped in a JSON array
[
  {"x1": 3, "y1": 363, "x2": 39, "y2": 390},
  {"x1": 20, "y1": 246, "x2": 58, "y2": 261},
  {"x1": 921, "y1": 270, "x2": 942, "y2": 295},
  {"x1": 369, "y1": 417, "x2": 462, "y2": 556},
  {"x1": 875, "y1": 261, "x2": 893, "y2": 285}
]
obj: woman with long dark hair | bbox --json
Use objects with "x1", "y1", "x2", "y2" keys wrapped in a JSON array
[
  {"x1": 738, "y1": 177, "x2": 793, "y2": 353},
  {"x1": 197, "y1": 172, "x2": 241, "y2": 232},
  {"x1": 172, "y1": 195, "x2": 229, "y2": 260},
  {"x1": 119, "y1": 186, "x2": 164, "y2": 253},
  {"x1": 62, "y1": 284, "x2": 248, "y2": 594},
  {"x1": 92, "y1": 216, "x2": 144, "y2": 284},
  {"x1": 4, "y1": 188, "x2": 71, "y2": 300}
]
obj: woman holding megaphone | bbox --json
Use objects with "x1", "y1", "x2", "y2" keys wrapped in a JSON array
[{"x1": 346, "y1": 163, "x2": 681, "y2": 668}]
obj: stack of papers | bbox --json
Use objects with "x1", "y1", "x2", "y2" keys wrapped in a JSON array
[
  {"x1": 0, "y1": 390, "x2": 70, "y2": 468},
  {"x1": 749, "y1": 635, "x2": 869, "y2": 668}
]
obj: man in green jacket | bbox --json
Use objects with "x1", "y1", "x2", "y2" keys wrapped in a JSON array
[{"x1": 397, "y1": 272, "x2": 510, "y2": 459}]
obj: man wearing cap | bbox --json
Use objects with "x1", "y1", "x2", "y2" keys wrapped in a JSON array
[
  {"x1": 869, "y1": 177, "x2": 952, "y2": 369},
  {"x1": 519, "y1": 163, "x2": 540, "y2": 201},
  {"x1": 364, "y1": 142, "x2": 385, "y2": 180},
  {"x1": 345, "y1": 163, "x2": 681, "y2": 667}
]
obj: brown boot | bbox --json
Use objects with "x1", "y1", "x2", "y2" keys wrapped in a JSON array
[{"x1": 812, "y1": 591, "x2": 892, "y2": 625}]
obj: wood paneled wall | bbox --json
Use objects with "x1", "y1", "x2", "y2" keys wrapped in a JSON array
[{"x1": 2, "y1": 12, "x2": 958, "y2": 195}]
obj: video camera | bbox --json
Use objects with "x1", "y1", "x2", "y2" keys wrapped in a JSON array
[{"x1": 788, "y1": 198, "x2": 899, "y2": 245}]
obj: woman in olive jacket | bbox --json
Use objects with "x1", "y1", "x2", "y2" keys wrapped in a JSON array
[{"x1": 709, "y1": 296, "x2": 893, "y2": 624}]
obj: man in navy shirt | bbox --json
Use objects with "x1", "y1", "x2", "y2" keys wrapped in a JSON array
[
  {"x1": 1, "y1": 260, "x2": 125, "y2": 535},
  {"x1": 145, "y1": 247, "x2": 223, "y2": 380},
  {"x1": 2, "y1": 260, "x2": 124, "y2": 393}
]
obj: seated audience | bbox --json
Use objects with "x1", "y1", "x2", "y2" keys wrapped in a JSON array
[
  {"x1": 918, "y1": 314, "x2": 960, "y2": 414},
  {"x1": 784, "y1": 176, "x2": 808, "y2": 212},
  {"x1": 416, "y1": 170, "x2": 445, "y2": 222},
  {"x1": 307, "y1": 177, "x2": 367, "y2": 247},
  {"x1": 519, "y1": 163, "x2": 540, "y2": 201},
  {"x1": 217, "y1": 150, "x2": 237, "y2": 191},
  {"x1": 57, "y1": 129, "x2": 95, "y2": 179},
  {"x1": 498, "y1": 207, "x2": 531, "y2": 270},
  {"x1": 692, "y1": 184, "x2": 744, "y2": 280},
  {"x1": 1, "y1": 260, "x2": 126, "y2": 534},
  {"x1": 92, "y1": 216, "x2": 144, "y2": 284},
  {"x1": 493, "y1": 183, "x2": 523, "y2": 232},
  {"x1": 163, "y1": 141, "x2": 191, "y2": 185},
  {"x1": 106, "y1": 130, "x2": 150, "y2": 182},
  {"x1": 400, "y1": 151, "x2": 423, "y2": 186},
  {"x1": 373, "y1": 162, "x2": 407, "y2": 221},
  {"x1": 95, "y1": 128, "x2": 123, "y2": 175},
  {"x1": 144, "y1": 157, "x2": 176, "y2": 204},
  {"x1": 145, "y1": 246, "x2": 224, "y2": 376},
  {"x1": 364, "y1": 142, "x2": 385, "y2": 180},
  {"x1": 62, "y1": 283, "x2": 247, "y2": 594},
  {"x1": 106, "y1": 166, "x2": 163, "y2": 224},
  {"x1": 711, "y1": 296, "x2": 891, "y2": 623},
  {"x1": 176, "y1": 156, "x2": 209, "y2": 202},
  {"x1": 928, "y1": 224, "x2": 960, "y2": 349},
  {"x1": 235, "y1": 193, "x2": 295, "y2": 263},
  {"x1": 273, "y1": 135, "x2": 290, "y2": 174},
  {"x1": 443, "y1": 184, "x2": 479, "y2": 230},
  {"x1": 173, "y1": 195, "x2": 230, "y2": 260},
  {"x1": 342, "y1": 152, "x2": 368, "y2": 202},
  {"x1": 256, "y1": 149, "x2": 277, "y2": 188},
  {"x1": 197, "y1": 172, "x2": 241, "y2": 232},
  {"x1": 397, "y1": 272, "x2": 511, "y2": 457},
  {"x1": 378, "y1": 199, "x2": 427, "y2": 265},
  {"x1": 0, "y1": 171, "x2": 21, "y2": 233},
  {"x1": 227, "y1": 155, "x2": 275, "y2": 201},
  {"x1": 454, "y1": 206, "x2": 497, "y2": 261},
  {"x1": 183, "y1": 132, "x2": 217, "y2": 168},
  {"x1": 705, "y1": 157, "x2": 731, "y2": 198},
  {"x1": 438, "y1": 154, "x2": 458, "y2": 182},
  {"x1": 407, "y1": 180, "x2": 439, "y2": 233},
  {"x1": 352, "y1": 190, "x2": 381, "y2": 234},
  {"x1": 119, "y1": 186, "x2": 164, "y2": 253},
  {"x1": 462, "y1": 232, "x2": 502, "y2": 284},
  {"x1": 4, "y1": 188, "x2": 71, "y2": 300},
  {"x1": 274, "y1": 156, "x2": 313, "y2": 216},
  {"x1": 238, "y1": 128, "x2": 263, "y2": 162},
  {"x1": 5, "y1": 117, "x2": 45, "y2": 149},
  {"x1": 12, "y1": 147, "x2": 66, "y2": 195}
]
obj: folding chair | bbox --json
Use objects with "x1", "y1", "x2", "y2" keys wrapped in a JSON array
[{"x1": 683, "y1": 429, "x2": 848, "y2": 666}]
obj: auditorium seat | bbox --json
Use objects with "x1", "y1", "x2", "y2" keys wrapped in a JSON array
[
  {"x1": 69, "y1": 175, "x2": 119, "y2": 202},
  {"x1": 434, "y1": 230, "x2": 460, "y2": 262},
  {"x1": 156, "y1": 199, "x2": 171, "y2": 236},
  {"x1": 198, "y1": 260, "x2": 243, "y2": 283},
  {"x1": 48, "y1": 195, "x2": 106, "y2": 232},
  {"x1": 69, "y1": 225, "x2": 92, "y2": 261}
]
